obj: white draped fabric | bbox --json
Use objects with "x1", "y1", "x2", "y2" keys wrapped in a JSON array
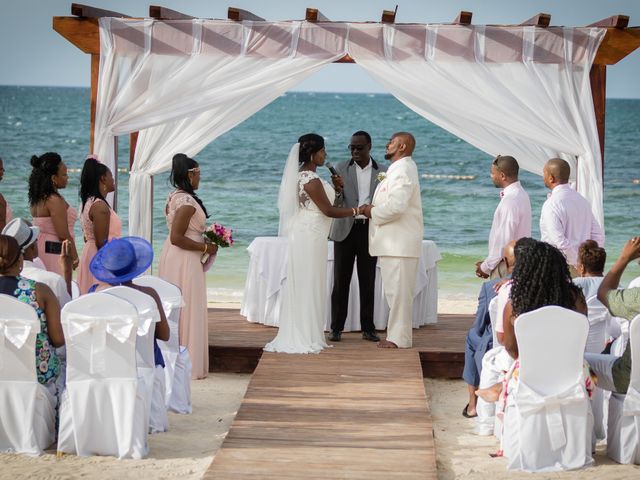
[{"x1": 94, "y1": 19, "x2": 605, "y2": 240}]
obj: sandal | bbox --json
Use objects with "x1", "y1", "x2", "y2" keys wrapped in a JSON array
[{"x1": 462, "y1": 403, "x2": 478, "y2": 418}]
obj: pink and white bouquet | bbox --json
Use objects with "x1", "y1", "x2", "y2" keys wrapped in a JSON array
[{"x1": 201, "y1": 222, "x2": 234, "y2": 269}]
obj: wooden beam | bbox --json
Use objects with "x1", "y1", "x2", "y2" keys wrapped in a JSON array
[
  {"x1": 520, "y1": 13, "x2": 551, "y2": 27},
  {"x1": 149, "y1": 5, "x2": 194, "y2": 20},
  {"x1": 594, "y1": 26, "x2": 640, "y2": 65},
  {"x1": 71, "y1": 3, "x2": 129, "y2": 18},
  {"x1": 227, "y1": 7, "x2": 264, "y2": 22},
  {"x1": 381, "y1": 5, "x2": 398, "y2": 24},
  {"x1": 53, "y1": 16, "x2": 100, "y2": 54},
  {"x1": 589, "y1": 65, "x2": 607, "y2": 182},
  {"x1": 588, "y1": 15, "x2": 630, "y2": 29},
  {"x1": 453, "y1": 11, "x2": 472, "y2": 25},
  {"x1": 305, "y1": 8, "x2": 329, "y2": 23}
]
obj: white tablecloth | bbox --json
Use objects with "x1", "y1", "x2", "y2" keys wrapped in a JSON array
[{"x1": 240, "y1": 237, "x2": 441, "y2": 331}]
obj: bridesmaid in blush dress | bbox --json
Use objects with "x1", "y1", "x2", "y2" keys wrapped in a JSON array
[
  {"x1": 29, "y1": 152, "x2": 79, "y2": 276},
  {"x1": 0, "y1": 157, "x2": 12, "y2": 231},
  {"x1": 159, "y1": 153, "x2": 217, "y2": 380},
  {"x1": 77, "y1": 156, "x2": 121, "y2": 293}
]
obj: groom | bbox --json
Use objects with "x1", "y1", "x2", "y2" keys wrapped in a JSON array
[{"x1": 360, "y1": 132, "x2": 424, "y2": 348}]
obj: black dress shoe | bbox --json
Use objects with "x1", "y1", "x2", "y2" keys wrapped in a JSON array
[
  {"x1": 329, "y1": 330, "x2": 342, "y2": 342},
  {"x1": 362, "y1": 331, "x2": 380, "y2": 342}
]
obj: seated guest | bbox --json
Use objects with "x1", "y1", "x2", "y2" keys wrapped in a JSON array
[
  {"x1": 90, "y1": 237, "x2": 170, "y2": 343},
  {"x1": 2, "y1": 218, "x2": 72, "y2": 306},
  {"x1": 585, "y1": 236, "x2": 640, "y2": 393},
  {"x1": 477, "y1": 240, "x2": 588, "y2": 402},
  {"x1": 573, "y1": 239, "x2": 606, "y2": 299},
  {"x1": 0, "y1": 235, "x2": 65, "y2": 400},
  {"x1": 463, "y1": 241, "x2": 516, "y2": 418}
]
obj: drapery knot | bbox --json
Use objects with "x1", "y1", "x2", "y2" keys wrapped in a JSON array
[
  {"x1": 0, "y1": 317, "x2": 40, "y2": 370},
  {"x1": 516, "y1": 381, "x2": 587, "y2": 451},
  {"x1": 623, "y1": 385, "x2": 640, "y2": 416},
  {"x1": 65, "y1": 312, "x2": 136, "y2": 374}
]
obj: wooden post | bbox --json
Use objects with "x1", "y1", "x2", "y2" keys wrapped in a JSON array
[
  {"x1": 589, "y1": 64, "x2": 607, "y2": 182},
  {"x1": 89, "y1": 53, "x2": 99, "y2": 152}
]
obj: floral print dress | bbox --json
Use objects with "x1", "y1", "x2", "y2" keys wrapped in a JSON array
[{"x1": 0, "y1": 276, "x2": 60, "y2": 385}]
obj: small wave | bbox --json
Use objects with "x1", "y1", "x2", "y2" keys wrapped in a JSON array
[
  {"x1": 206, "y1": 287, "x2": 243, "y2": 303},
  {"x1": 367, "y1": 94, "x2": 375, "y2": 98},
  {"x1": 14, "y1": 121, "x2": 22, "y2": 127}
]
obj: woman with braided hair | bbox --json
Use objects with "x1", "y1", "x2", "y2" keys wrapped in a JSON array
[{"x1": 477, "y1": 239, "x2": 589, "y2": 403}]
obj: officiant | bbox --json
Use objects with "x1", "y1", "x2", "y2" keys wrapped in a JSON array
[{"x1": 329, "y1": 131, "x2": 387, "y2": 342}]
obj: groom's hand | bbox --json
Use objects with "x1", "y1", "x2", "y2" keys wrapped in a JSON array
[{"x1": 360, "y1": 204, "x2": 373, "y2": 218}]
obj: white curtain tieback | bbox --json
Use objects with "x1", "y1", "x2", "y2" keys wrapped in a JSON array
[
  {"x1": 516, "y1": 381, "x2": 587, "y2": 451},
  {"x1": 0, "y1": 318, "x2": 40, "y2": 370}
]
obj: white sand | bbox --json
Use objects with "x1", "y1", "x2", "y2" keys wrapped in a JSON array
[
  {"x1": 0, "y1": 373, "x2": 251, "y2": 479},
  {"x1": 425, "y1": 378, "x2": 640, "y2": 479}
]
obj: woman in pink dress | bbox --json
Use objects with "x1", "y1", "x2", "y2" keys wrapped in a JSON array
[
  {"x1": 0, "y1": 157, "x2": 12, "y2": 231},
  {"x1": 29, "y1": 152, "x2": 79, "y2": 275},
  {"x1": 159, "y1": 153, "x2": 217, "y2": 380},
  {"x1": 77, "y1": 156, "x2": 121, "y2": 293}
]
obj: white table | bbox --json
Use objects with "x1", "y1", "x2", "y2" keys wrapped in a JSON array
[{"x1": 241, "y1": 237, "x2": 441, "y2": 332}]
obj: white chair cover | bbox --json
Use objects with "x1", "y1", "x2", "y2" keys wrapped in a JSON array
[
  {"x1": 133, "y1": 275, "x2": 191, "y2": 414},
  {"x1": 149, "y1": 365, "x2": 168, "y2": 433},
  {"x1": 607, "y1": 314, "x2": 640, "y2": 464},
  {"x1": 102, "y1": 286, "x2": 160, "y2": 435},
  {"x1": 503, "y1": 306, "x2": 592, "y2": 472},
  {"x1": 628, "y1": 277, "x2": 640, "y2": 289},
  {"x1": 71, "y1": 280, "x2": 80, "y2": 299},
  {"x1": 585, "y1": 295, "x2": 611, "y2": 440},
  {"x1": 475, "y1": 296, "x2": 501, "y2": 436},
  {"x1": 57, "y1": 293, "x2": 147, "y2": 458},
  {"x1": 0, "y1": 294, "x2": 55, "y2": 456}
]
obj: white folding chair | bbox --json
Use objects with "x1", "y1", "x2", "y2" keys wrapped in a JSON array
[
  {"x1": 102, "y1": 286, "x2": 162, "y2": 434},
  {"x1": 0, "y1": 294, "x2": 55, "y2": 455},
  {"x1": 607, "y1": 314, "x2": 640, "y2": 464},
  {"x1": 133, "y1": 275, "x2": 191, "y2": 414},
  {"x1": 57, "y1": 293, "x2": 147, "y2": 459},
  {"x1": 585, "y1": 295, "x2": 611, "y2": 440},
  {"x1": 503, "y1": 306, "x2": 592, "y2": 472}
]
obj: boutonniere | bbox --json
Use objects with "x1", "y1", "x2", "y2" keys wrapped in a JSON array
[{"x1": 376, "y1": 172, "x2": 387, "y2": 182}]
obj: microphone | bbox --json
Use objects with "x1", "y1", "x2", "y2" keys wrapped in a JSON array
[{"x1": 326, "y1": 161, "x2": 338, "y2": 176}]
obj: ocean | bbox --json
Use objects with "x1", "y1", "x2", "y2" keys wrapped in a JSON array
[{"x1": 1, "y1": 86, "x2": 639, "y2": 302}]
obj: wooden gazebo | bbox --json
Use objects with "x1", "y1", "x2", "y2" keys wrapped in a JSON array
[{"x1": 54, "y1": 3, "x2": 640, "y2": 176}]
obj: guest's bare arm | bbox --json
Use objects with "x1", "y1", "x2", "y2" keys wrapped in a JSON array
[
  {"x1": 170, "y1": 205, "x2": 217, "y2": 255},
  {"x1": 598, "y1": 236, "x2": 640, "y2": 308},
  {"x1": 90, "y1": 200, "x2": 111, "y2": 249},
  {"x1": 303, "y1": 178, "x2": 356, "y2": 218},
  {"x1": 48, "y1": 196, "x2": 79, "y2": 265},
  {"x1": 0, "y1": 194, "x2": 6, "y2": 231}
]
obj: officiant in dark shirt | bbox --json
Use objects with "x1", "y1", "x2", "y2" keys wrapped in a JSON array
[{"x1": 329, "y1": 131, "x2": 387, "y2": 342}]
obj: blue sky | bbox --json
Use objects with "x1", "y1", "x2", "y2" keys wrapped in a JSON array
[{"x1": 1, "y1": 0, "x2": 639, "y2": 97}]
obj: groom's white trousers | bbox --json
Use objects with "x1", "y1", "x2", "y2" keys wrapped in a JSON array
[{"x1": 379, "y1": 256, "x2": 418, "y2": 348}]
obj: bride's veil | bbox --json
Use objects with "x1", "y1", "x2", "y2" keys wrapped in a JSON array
[{"x1": 277, "y1": 143, "x2": 300, "y2": 237}]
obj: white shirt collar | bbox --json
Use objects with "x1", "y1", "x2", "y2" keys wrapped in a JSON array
[{"x1": 387, "y1": 156, "x2": 411, "y2": 174}]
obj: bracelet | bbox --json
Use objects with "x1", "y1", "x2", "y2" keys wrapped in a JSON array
[{"x1": 203, "y1": 243, "x2": 208, "y2": 254}]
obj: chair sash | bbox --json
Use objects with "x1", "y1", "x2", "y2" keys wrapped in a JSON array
[
  {"x1": 160, "y1": 295, "x2": 185, "y2": 316},
  {"x1": 65, "y1": 312, "x2": 136, "y2": 374},
  {"x1": 0, "y1": 317, "x2": 39, "y2": 370},
  {"x1": 516, "y1": 380, "x2": 587, "y2": 451}
]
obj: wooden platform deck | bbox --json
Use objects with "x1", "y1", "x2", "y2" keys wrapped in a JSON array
[
  {"x1": 208, "y1": 309, "x2": 473, "y2": 378},
  {"x1": 204, "y1": 337, "x2": 437, "y2": 479}
]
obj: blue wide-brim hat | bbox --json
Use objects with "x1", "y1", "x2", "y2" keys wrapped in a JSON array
[{"x1": 89, "y1": 236, "x2": 153, "y2": 284}]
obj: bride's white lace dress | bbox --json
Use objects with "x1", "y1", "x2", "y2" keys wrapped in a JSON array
[{"x1": 264, "y1": 170, "x2": 334, "y2": 354}]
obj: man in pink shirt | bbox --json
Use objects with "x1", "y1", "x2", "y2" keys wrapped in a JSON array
[
  {"x1": 539, "y1": 158, "x2": 605, "y2": 269},
  {"x1": 476, "y1": 155, "x2": 531, "y2": 279}
]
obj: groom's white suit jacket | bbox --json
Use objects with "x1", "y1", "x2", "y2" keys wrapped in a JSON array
[{"x1": 369, "y1": 156, "x2": 424, "y2": 258}]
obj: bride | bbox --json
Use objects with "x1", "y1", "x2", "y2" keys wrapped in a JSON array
[{"x1": 265, "y1": 133, "x2": 360, "y2": 354}]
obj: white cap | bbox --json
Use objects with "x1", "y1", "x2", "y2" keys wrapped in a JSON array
[{"x1": 2, "y1": 218, "x2": 40, "y2": 251}]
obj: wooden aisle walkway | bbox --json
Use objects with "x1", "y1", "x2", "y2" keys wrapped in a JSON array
[
  {"x1": 204, "y1": 340, "x2": 436, "y2": 479},
  {"x1": 208, "y1": 309, "x2": 474, "y2": 378}
]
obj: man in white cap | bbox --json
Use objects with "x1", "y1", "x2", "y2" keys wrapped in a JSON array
[{"x1": 2, "y1": 217, "x2": 72, "y2": 306}]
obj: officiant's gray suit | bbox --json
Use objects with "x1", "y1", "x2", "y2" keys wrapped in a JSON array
[{"x1": 329, "y1": 157, "x2": 386, "y2": 334}]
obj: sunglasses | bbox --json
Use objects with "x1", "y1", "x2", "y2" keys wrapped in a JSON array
[{"x1": 348, "y1": 144, "x2": 367, "y2": 151}]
